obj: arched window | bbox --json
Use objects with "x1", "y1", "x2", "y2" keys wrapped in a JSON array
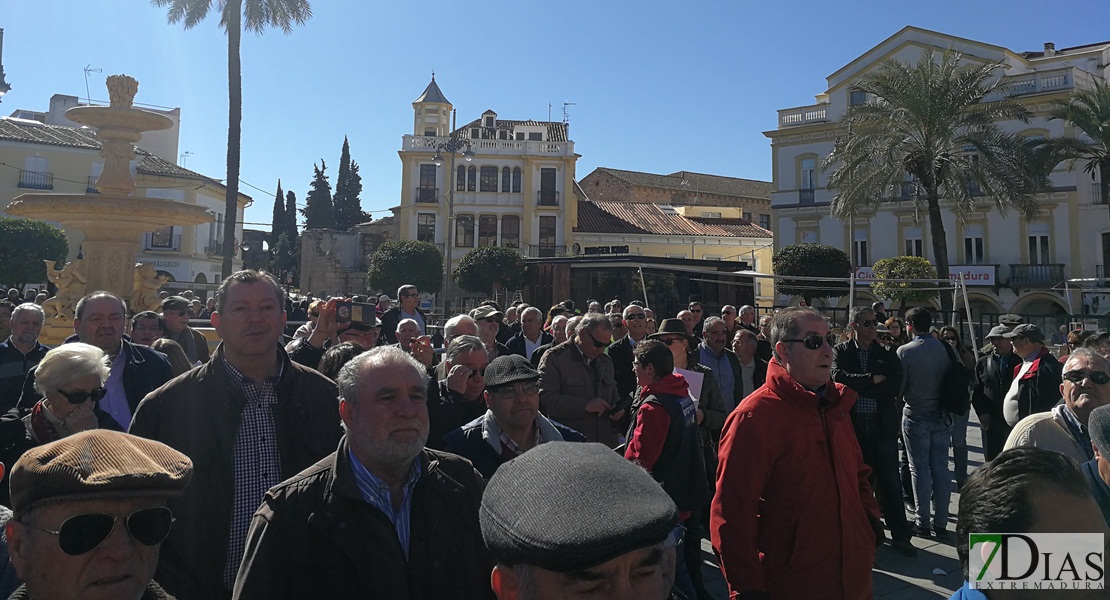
[
  {"x1": 467, "y1": 166, "x2": 477, "y2": 192},
  {"x1": 501, "y1": 215, "x2": 520, "y2": 249},
  {"x1": 456, "y1": 165, "x2": 465, "y2": 192},
  {"x1": 512, "y1": 167, "x2": 522, "y2": 193},
  {"x1": 456, "y1": 215, "x2": 475, "y2": 247},
  {"x1": 502, "y1": 167, "x2": 511, "y2": 192}
]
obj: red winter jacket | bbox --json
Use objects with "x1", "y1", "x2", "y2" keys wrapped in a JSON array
[{"x1": 710, "y1": 359, "x2": 881, "y2": 599}]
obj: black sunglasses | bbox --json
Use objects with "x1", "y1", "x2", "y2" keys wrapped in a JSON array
[
  {"x1": 625, "y1": 313, "x2": 647, "y2": 320},
  {"x1": 1063, "y1": 370, "x2": 1110, "y2": 385},
  {"x1": 22, "y1": 506, "x2": 174, "y2": 556},
  {"x1": 56, "y1": 387, "x2": 107, "y2": 405},
  {"x1": 782, "y1": 333, "x2": 837, "y2": 350},
  {"x1": 467, "y1": 367, "x2": 486, "y2": 380},
  {"x1": 857, "y1": 319, "x2": 877, "y2": 327},
  {"x1": 584, "y1": 330, "x2": 608, "y2": 348},
  {"x1": 661, "y1": 337, "x2": 687, "y2": 346}
]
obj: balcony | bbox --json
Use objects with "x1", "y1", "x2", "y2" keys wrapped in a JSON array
[
  {"x1": 799, "y1": 189, "x2": 815, "y2": 204},
  {"x1": 778, "y1": 103, "x2": 829, "y2": 128},
  {"x1": 144, "y1": 233, "x2": 181, "y2": 252},
  {"x1": 537, "y1": 190, "x2": 559, "y2": 206},
  {"x1": 415, "y1": 186, "x2": 438, "y2": 203},
  {"x1": 990, "y1": 66, "x2": 1099, "y2": 100},
  {"x1": 87, "y1": 176, "x2": 100, "y2": 193},
  {"x1": 1008, "y1": 263, "x2": 1064, "y2": 288},
  {"x1": 205, "y1": 242, "x2": 225, "y2": 256},
  {"x1": 402, "y1": 135, "x2": 575, "y2": 157},
  {"x1": 18, "y1": 170, "x2": 53, "y2": 190}
]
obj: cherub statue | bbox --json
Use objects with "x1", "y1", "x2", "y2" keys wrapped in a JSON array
[
  {"x1": 42, "y1": 259, "x2": 88, "y2": 320},
  {"x1": 131, "y1": 262, "x2": 169, "y2": 313}
]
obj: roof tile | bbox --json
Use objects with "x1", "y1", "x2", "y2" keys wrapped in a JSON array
[{"x1": 576, "y1": 200, "x2": 771, "y2": 238}]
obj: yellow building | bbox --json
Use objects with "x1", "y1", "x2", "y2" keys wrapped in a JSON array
[{"x1": 396, "y1": 76, "x2": 578, "y2": 307}]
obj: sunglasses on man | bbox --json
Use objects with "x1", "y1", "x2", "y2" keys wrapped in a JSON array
[
  {"x1": 781, "y1": 333, "x2": 837, "y2": 350},
  {"x1": 21, "y1": 506, "x2": 174, "y2": 556},
  {"x1": 1063, "y1": 370, "x2": 1110, "y2": 385}
]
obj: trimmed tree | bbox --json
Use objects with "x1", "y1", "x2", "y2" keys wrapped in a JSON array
[
  {"x1": 772, "y1": 243, "x2": 852, "y2": 305},
  {"x1": 0, "y1": 218, "x2": 69, "y2": 288},
  {"x1": 270, "y1": 179, "x2": 286, "y2": 245},
  {"x1": 284, "y1": 190, "x2": 299, "y2": 244},
  {"x1": 301, "y1": 160, "x2": 335, "y2": 229},
  {"x1": 870, "y1": 256, "x2": 938, "y2": 304},
  {"x1": 333, "y1": 137, "x2": 364, "y2": 230},
  {"x1": 454, "y1": 246, "x2": 526, "y2": 296},
  {"x1": 367, "y1": 240, "x2": 443, "y2": 296}
]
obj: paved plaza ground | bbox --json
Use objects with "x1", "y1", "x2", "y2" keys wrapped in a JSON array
[{"x1": 696, "y1": 414, "x2": 984, "y2": 598}]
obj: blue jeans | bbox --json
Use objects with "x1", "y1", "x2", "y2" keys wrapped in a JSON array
[{"x1": 902, "y1": 411, "x2": 952, "y2": 530}]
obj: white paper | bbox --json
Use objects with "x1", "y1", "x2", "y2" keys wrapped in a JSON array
[{"x1": 676, "y1": 368, "x2": 704, "y2": 408}]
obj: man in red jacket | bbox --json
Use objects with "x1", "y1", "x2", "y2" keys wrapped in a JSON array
[{"x1": 711, "y1": 307, "x2": 882, "y2": 599}]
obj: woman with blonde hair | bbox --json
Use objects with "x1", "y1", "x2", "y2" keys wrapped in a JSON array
[{"x1": 152, "y1": 338, "x2": 195, "y2": 376}]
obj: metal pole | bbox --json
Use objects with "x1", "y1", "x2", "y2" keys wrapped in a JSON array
[{"x1": 444, "y1": 109, "x2": 456, "y2": 316}]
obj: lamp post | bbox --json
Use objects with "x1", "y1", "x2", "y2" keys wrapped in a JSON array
[{"x1": 432, "y1": 109, "x2": 474, "y2": 315}]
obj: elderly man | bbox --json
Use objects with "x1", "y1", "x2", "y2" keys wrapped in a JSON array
[
  {"x1": 471, "y1": 306, "x2": 511, "y2": 360},
  {"x1": 379, "y1": 284, "x2": 426, "y2": 345},
  {"x1": 0, "y1": 300, "x2": 13, "y2": 343},
  {"x1": 1083, "y1": 405, "x2": 1110, "y2": 525},
  {"x1": 130, "y1": 271, "x2": 341, "y2": 600},
  {"x1": 1005, "y1": 348, "x2": 1110, "y2": 465},
  {"x1": 505, "y1": 307, "x2": 551, "y2": 362},
  {"x1": 428, "y1": 335, "x2": 490, "y2": 450},
  {"x1": 131, "y1": 311, "x2": 165, "y2": 347},
  {"x1": 19, "y1": 293, "x2": 172, "y2": 431},
  {"x1": 832, "y1": 305, "x2": 913, "y2": 557},
  {"x1": 0, "y1": 303, "x2": 47, "y2": 412},
  {"x1": 973, "y1": 325, "x2": 1017, "y2": 461},
  {"x1": 607, "y1": 305, "x2": 651, "y2": 411},
  {"x1": 482, "y1": 442, "x2": 687, "y2": 600},
  {"x1": 160, "y1": 296, "x2": 210, "y2": 364},
  {"x1": 443, "y1": 354, "x2": 585, "y2": 478},
  {"x1": 443, "y1": 314, "x2": 480, "y2": 346},
  {"x1": 1002, "y1": 323, "x2": 1063, "y2": 427},
  {"x1": 677, "y1": 310, "x2": 698, "y2": 337},
  {"x1": 712, "y1": 307, "x2": 881, "y2": 599},
  {"x1": 731, "y1": 328, "x2": 766, "y2": 404},
  {"x1": 698, "y1": 316, "x2": 740, "y2": 411},
  {"x1": 6, "y1": 429, "x2": 193, "y2": 600},
  {"x1": 737, "y1": 305, "x2": 758, "y2": 334},
  {"x1": 538, "y1": 313, "x2": 624, "y2": 447},
  {"x1": 395, "y1": 318, "x2": 435, "y2": 367},
  {"x1": 720, "y1": 305, "x2": 739, "y2": 339},
  {"x1": 232, "y1": 347, "x2": 491, "y2": 599},
  {"x1": 529, "y1": 315, "x2": 568, "y2": 368}
]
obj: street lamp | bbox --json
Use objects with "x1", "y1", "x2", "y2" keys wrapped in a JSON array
[{"x1": 431, "y1": 108, "x2": 474, "y2": 315}]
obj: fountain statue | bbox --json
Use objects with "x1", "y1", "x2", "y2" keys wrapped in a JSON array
[
  {"x1": 6, "y1": 75, "x2": 213, "y2": 343},
  {"x1": 131, "y1": 262, "x2": 170, "y2": 313},
  {"x1": 41, "y1": 259, "x2": 88, "y2": 320}
]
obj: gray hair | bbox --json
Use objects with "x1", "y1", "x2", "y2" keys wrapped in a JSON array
[
  {"x1": 396, "y1": 318, "x2": 419, "y2": 334},
  {"x1": 703, "y1": 316, "x2": 725, "y2": 331},
  {"x1": 770, "y1": 307, "x2": 826, "y2": 361},
  {"x1": 33, "y1": 343, "x2": 111, "y2": 396},
  {"x1": 520, "y1": 307, "x2": 542, "y2": 321},
  {"x1": 849, "y1": 306, "x2": 875, "y2": 325},
  {"x1": 445, "y1": 335, "x2": 485, "y2": 363},
  {"x1": 1063, "y1": 348, "x2": 1109, "y2": 373},
  {"x1": 564, "y1": 316, "x2": 581, "y2": 339},
  {"x1": 575, "y1": 312, "x2": 610, "y2": 335},
  {"x1": 336, "y1": 346, "x2": 426, "y2": 403},
  {"x1": 443, "y1": 314, "x2": 476, "y2": 340},
  {"x1": 75, "y1": 291, "x2": 126, "y2": 320},
  {"x1": 12, "y1": 302, "x2": 44, "y2": 322},
  {"x1": 739, "y1": 305, "x2": 756, "y2": 316}
]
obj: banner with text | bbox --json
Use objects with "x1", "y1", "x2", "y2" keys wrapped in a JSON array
[{"x1": 854, "y1": 265, "x2": 996, "y2": 287}]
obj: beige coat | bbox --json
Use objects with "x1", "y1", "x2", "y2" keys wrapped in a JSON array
[{"x1": 537, "y1": 340, "x2": 622, "y2": 447}]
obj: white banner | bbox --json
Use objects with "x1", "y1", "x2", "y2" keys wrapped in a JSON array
[{"x1": 854, "y1": 265, "x2": 995, "y2": 286}]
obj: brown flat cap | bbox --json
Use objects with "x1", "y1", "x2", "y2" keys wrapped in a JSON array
[
  {"x1": 10, "y1": 430, "x2": 193, "y2": 518},
  {"x1": 160, "y1": 296, "x2": 190, "y2": 311}
]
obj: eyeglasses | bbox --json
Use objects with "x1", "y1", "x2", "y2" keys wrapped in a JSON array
[
  {"x1": 690, "y1": 308, "x2": 703, "y2": 314},
  {"x1": 467, "y1": 367, "x2": 486, "y2": 380},
  {"x1": 781, "y1": 333, "x2": 837, "y2": 350},
  {"x1": 625, "y1": 313, "x2": 647, "y2": 320},
  {"x1": 56, "y1": 387, "x2": 107, "y2": 405},
  {"x1": 21, "y1": 506, "x2": 174, "y2": 556},
  {"x1": 857, "y1": 319, "x2": 877, "y2": 327},
  {"x1": 584, "y1": 329, "x2": 609, "y2": 348},
  {"x1": 489, "y1": 382, "x2": 540, "y2": 400},
  {"x1": 661, "y1": 337, "x2": 686, "y2": 347},
  {"x1": 1063, "y1": 370, "x2": 1110, "y2": 385}
]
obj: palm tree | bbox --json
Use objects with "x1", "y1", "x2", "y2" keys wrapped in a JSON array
[
  {"x1": 1048, "y1": 81, "x2": 1110, "y2": 216},
  {"x1": 823, "y1": 49, "x2": 1050, "y2": 315},
  {"x1": 151, "y1": 0, "x2": 312, "y2": 277}
]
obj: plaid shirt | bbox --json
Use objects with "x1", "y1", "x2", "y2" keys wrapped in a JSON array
[
  {"x1": 222, "y1": 357, "x2": 284, "y2": 588},
  {"x1": 349, "y1": 449, "x2": 422, "y2": 558},
  {"x1": 854, "y1": 345, "x2": 879, "y2": 414}
]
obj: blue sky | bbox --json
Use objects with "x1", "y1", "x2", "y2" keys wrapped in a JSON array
[{"x1": 2, "y1": 0, "x2": 1107, "y2": 231}]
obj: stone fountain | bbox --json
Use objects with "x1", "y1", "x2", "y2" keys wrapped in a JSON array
[{"x1": 6, "y1": 75, "x2": 213, "y2": 342}]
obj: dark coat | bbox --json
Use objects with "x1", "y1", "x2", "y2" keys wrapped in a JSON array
[
  {"x1": 973, "y1": 351, "x2": 1015, "y2": 420},
  {"x1": 607, "y1": 336, "x2": 639, "y2": 407},
  {"x1": 129, "y1": 345, "x2": 341, "y2": 600},
  {"x1": 505, "y1": 331, "x2": 553, "y2": 361},
  {"x1": 1083, "y1": 459, "x2": 1110, "y2": 528},
  {"x1": 378, "y1": 306, "x2": 428, "y2": 346},
  {"x1": 831, "y1": 339, "x2": 904, "y2": 437},
  {"x1": 530, "y1": 341, "x2": 556, "y2": 368},
  {"x1": 1004, "y1": 347, "x2": 1064, "y2": 427},
  {"x1": 7, "y1": 583, "x2": 175, "y2": 600},
  {"x1": 442, "y1": 412, "x2": 587, "y2": 479},
  {"x1": 232, "y1": 440, "x2": 493, "y2": 600},
  {"x1": 427, "y1": 380, "x2": 488, "y2": 451},
  {"x1": 0, "y1": 340, "x2": 47, "y2": 413}
]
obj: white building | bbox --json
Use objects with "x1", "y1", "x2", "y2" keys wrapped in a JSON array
[{"x1": 766, "y1": 26, "x2": 1110, "y2": 319}]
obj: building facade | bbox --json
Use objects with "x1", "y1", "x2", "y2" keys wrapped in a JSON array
[{"x1": 766, "y1": 26, "x2": 1110, "y2": 320}]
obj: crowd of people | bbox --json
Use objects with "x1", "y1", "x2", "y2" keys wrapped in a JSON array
[{"x1": 1, "y1": 276, "x2": 1110, "y2": 598}]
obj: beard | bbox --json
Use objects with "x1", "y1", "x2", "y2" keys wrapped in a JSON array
[{"x1": 352, "y1": 423, "x2": 429, "y2": 467}]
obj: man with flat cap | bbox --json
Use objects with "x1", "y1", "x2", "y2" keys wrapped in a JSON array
[
  {"x1": 481, "y1": 442, "x2": 686, "y2": 600},
  {"x1": 5, "y1": 429, "x2": 193, "y2": 600},
  {"x1": 160, "y1": 296, "x2": 209, "y2": 365},
  {"x1": 972, "y1": 324, "x2": 1016, "y2": 461},
  {"x1": 1001, "y1": 323, "x2": 1063, "y2": 427},
  {"x1": 443, "y1": 354, "x2": 586, "y2": 479}
]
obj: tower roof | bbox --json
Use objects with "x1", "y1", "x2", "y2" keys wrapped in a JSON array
[{"x1": 414, "y1": 75, "x2": 450, "y2": 105}]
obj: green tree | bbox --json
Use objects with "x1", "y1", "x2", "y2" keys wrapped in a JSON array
[
  {"x1": 267, "y1": 231, "x2": 298, "y2": 287},
  {"x1": 772, "y1": 243, "x2": 852, "y2": 304},
  {"x1": 454, "y1": 246, "x2": 526, "y2": 295},
  {"x1": 823, "y1": 49, "x2": 1050, "y2": 315},
  {"x1": 301, "y1": 160, "x2": 335, "y2": 229},
  {"x1": 367, "y1": 240, "x2": 443, "y2": 296},
  {"x1": 1048, "y1": 81, "x2": 1110, "y2": 215},
  {"x1": 870, "y1": 256, "x2": 938, "y2": 304},
  {"x1": 332, "y1": 137, "x2": 364, "y2": 230},
  {"x1": 270, "y1": 179, "x2": 285, "y2": 245},
  {"x1": 284, "y1": 190, "x2": 298, "y2": 244},
  {"x1": 151, "y1": 0, "x2": 312, "y2": 277},
  {"x1": 0, "y1": 218, "x2": 69, "y2": 288}
]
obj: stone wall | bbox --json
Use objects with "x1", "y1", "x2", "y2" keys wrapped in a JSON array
[{"x1": 298, "y1": 229, "x2": 368, "y2": 297}]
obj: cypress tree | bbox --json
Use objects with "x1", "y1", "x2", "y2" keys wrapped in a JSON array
[
  {"x1": 301, "y1": 161, "x2": 335, "y2": 230},
  {"x1": 271, "y1": 179, "x2": 286, "y2": 245},
  {"x1": 333, "y1": 136, "x2": 363, "y2": 230},
  {"x1": 284, "y1": 190, "x2": 299, "y2": 243}
]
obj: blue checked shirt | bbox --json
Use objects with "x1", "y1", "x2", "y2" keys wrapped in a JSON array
[
  {"x1": 222, "y1": 357, "x2": 283, "y2": 588},
  {"x1": 349, "y1": 449, "x2": 422, "y2": 559},
  {"x1": 853, "y1": 346, "x2": 879, "y2": 414}
]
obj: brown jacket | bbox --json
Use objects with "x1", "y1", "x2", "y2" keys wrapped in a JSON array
[{"x1": 537, "y1": 340, "x2": 623, "y2": 447}]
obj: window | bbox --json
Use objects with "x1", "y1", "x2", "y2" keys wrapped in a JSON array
[
  {"x1": 502, "y1": 167, "x2": 511, "y2": 192},
  {"x1": 759, "y1": 214, "x2": 771, "y2": 229},
  {"x1": 456, "y1": 215, "x2": 475, "y2": 247},
  {"x1": 479, "y1": 166, "x2": 498, "y2": 192},
  {"x1": 539, "y1": 168, "x2": 557, "y2": 205},
  {"x1": 499, "y1": 131, "x2": 508, "y2": 140},
  {"x1": 501, "y1": 215, "x2": 520, "y2": 248},
  {"x1": 515, "y1": 132, "x2": 524, "y2": 141},
  {"x1": 150, "y1": 226, "x2": 176, "y2": 249},
  {"x1": 417, "y1": 214, "x2": 436, "y2": 243},
  {"x1": 849, "y1": 89, "x2": 867, "y2": 106},
  {"x1": 424, "y1": 128, "x2": 437, "y2": 136},
  {"x1": 538, "y1": 216, "x2": 557, "y2": 257},
  {"x1": 467, "y1": 166, "x2": 476, "y2": 192},
  {"x1": 418, "y1": 164, "x2": 437, "y2": 202},
  {"x1": 478, "y1": 215, "x2": 498, "y2": 247},
  {"x1": 528, "y1": 132, "x2": 543, "y2": 141},
  {"x1": 484, "y1": 116, "x2": 494, "y2": 127},
  {"x1": 471, "y1": 128, "x2": 481, "y2": 138},
  {"x1": 742, "y1": 212, "x2": 752, "y2": 222},
  {"x1": 964, "y1": 224, "x2": 985, "y2": 264},
  {"x1": 702, "y1": 212, "x2": 722, "y2": 219},
  {"x1": 853, "y1": 229, "x2": 868, "y2": 267},
  {"x1": 456, "y1": 165, "x2": 466, "y2": 192},
  {"x1": 904, "y1": 226, "x2": 923, "y2": 257},
  {"x1": 800, "y1": 157, "x2": 816, "y2": 203},
  {"x1": 512, "y1": 167, "x2": 522, "y2": 193},
  {"x1": 1028, "y1": 222, "x2": 1050, "y2": 264}
]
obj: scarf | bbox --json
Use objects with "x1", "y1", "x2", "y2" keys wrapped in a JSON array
[{"x1": 27, "y1": 400, "x2": 63, "y2": 444}]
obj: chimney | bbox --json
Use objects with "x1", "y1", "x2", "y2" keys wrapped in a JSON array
[{"x1": 1044, "y1": 42, "x2": 1056, "y2": 57}]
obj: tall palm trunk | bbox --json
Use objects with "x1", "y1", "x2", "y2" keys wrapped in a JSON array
[
  {"x1": 925, "y1": 190, "x2": 953, "y2": 316},
  {"x1": 222, "y1": 0, "x2": 243, "y2": 277}
]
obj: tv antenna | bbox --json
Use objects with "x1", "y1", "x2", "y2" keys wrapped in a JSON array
[
  {"x1": 562, "y1": 101, "x2": 576, "y2": 125},
  {"x1": 180, "y1": 151, "x2": 193, "y2": 166},
  {"x1": 83, "y1": 65, "x2": 102, "y2": 104}
]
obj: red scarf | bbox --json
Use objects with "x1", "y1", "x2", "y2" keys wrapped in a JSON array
[
  {"x1": 29, "y1": 400, "x2": 62, "y2": 444},
  {"x1": 639, "y1": 372, "x2": 690, "y2": 400}
]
